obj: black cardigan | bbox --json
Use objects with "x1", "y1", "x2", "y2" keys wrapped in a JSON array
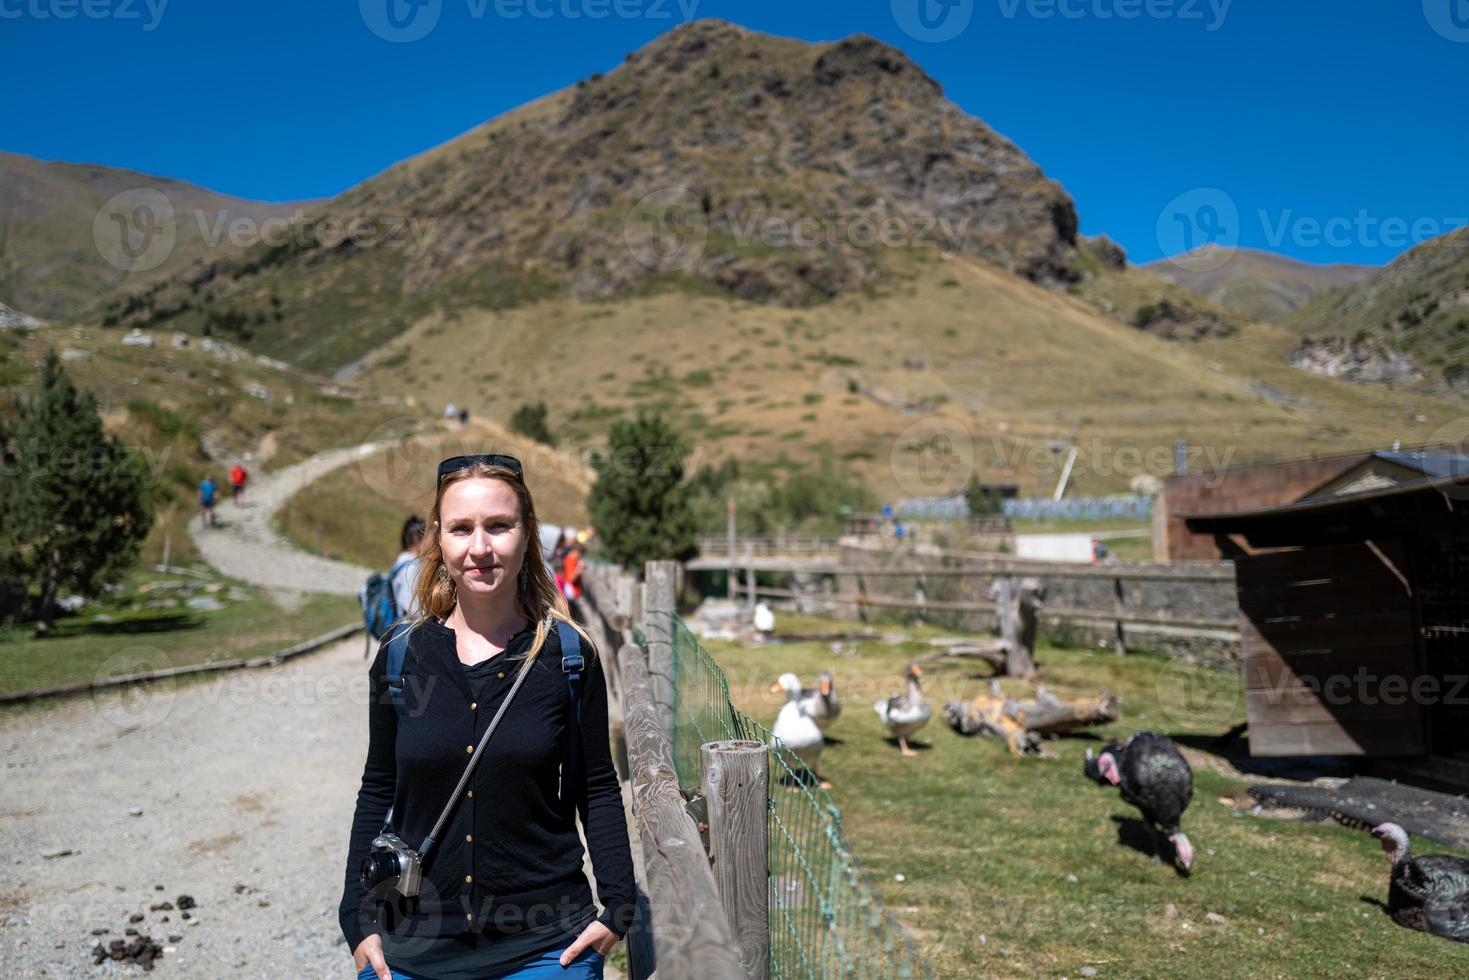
[{"x1": 338, "y1": 619, "x2": 637, "y2": 953}]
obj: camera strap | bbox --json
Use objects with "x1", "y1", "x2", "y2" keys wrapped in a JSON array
[{"x1": 417, "y1": 647, "x2": 537, "y2": 862}]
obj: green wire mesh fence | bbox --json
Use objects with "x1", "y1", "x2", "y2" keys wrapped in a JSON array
[{"x1": 638, "y1": 611, "x2": 933, "y2": 980}]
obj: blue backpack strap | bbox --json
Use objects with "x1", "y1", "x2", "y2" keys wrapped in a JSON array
[
  {"x1": 384, "y1": 621, "x2": 412, "y2": 721},
  {"x1": 556, "y1": 619, "x2": 585, "y2": 802}
]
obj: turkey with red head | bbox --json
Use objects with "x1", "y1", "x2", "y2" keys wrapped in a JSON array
[
  {"x1": 1084, "y1": 732, "x2": 1195, "y2": 873},
  {"x1": 1371, "y1": 822, "x2": 1469, "y2": 942}
]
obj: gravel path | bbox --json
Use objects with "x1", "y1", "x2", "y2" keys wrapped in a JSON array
[
  {"x1": 191, "y1": 444, "x2": 380, "y2": 596},
  {"x1": 0, "y1": 636, "x2": 377, "y2": 977}
]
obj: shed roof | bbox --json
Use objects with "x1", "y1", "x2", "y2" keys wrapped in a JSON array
[{"x1": 1181, "y1": 471, "x2": 1469, "y2": 534}]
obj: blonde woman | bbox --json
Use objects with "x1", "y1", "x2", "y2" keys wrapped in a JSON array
[{"x1": 340, "y1": 454, "x2": 634, "y2": 979}]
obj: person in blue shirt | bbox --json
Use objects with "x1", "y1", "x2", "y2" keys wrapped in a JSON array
[{"x1": 199, "y1": 475, "x2": 218, "y2": 527}]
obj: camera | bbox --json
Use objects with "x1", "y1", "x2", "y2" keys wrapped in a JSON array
[{"x1": 360, "y1": 833, "x2": 422, "y2": 898}]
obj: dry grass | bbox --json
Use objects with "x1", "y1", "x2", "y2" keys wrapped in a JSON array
[
  {"x1": 357, "y1": 253, "x2": 1462, "y2": 503},
  {"x1": 274, "y1": 419, "x2": 592, "y2": 570}
]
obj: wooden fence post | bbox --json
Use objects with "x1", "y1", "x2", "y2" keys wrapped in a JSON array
[
  {"x1": 1113, "y1": 574, "x2": 1127, "y2": 655},
  {"x1": 643, "y1": 560, "x2": 679, "y2": 746},
  {"x1": 700, "y1": 740, "x2": 770, "y2": 980},
  {"x1": 744, "y1": 543, "x2": 756, "y2": 612}
]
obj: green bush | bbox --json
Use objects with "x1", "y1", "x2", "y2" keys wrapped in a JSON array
[{"x1": 508, "y1": 401, "x2": 557, "y2": 447}]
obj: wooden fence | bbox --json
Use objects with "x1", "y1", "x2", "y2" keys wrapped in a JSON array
[
  {"x1": 709, "y1": 536, "x2": 1242, "y2": 664},
  {"x1": 579, "y1": 562, "x2": 750, "y2": 980}
]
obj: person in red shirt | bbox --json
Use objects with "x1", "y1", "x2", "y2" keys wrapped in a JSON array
[
  {"x1": 561, "y1": 541, "x2": 584, "y2": 601},
  {"x1": 230, "y1": 463, "x2": 248, "y2": 505}
]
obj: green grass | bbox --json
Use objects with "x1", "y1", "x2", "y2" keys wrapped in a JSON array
[
  {"x1": 0, "y1": 566, "x2": 356, "y2": 698},
  {"x1": 701, "y1": 616, "x2": 1469, "y2": 978}
]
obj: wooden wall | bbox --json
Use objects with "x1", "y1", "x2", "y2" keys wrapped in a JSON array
[{"x1": 1238, "y1": 540, "x2": 1425, "y2": 757}]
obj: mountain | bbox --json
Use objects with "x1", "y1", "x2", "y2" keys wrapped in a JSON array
[
  {"x1": 0, "y1": 150, "x2": 310, "y2": 320},
  {"x1": 65, "y1": 19, "x2": 1467, "y2": 501},
  {"x1": 104, "y1": 20, "x2": 1089, "y2": 372},
  {"x1": 1144, "y1": 246, "x2": 1373, "y2": 322},
  {"x1": 1283, "y1": 226, "x2": 1469, "y2": 394}
]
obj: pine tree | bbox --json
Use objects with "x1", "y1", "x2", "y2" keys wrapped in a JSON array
[
  {"x1": 0, "y1": 351, "x2": 152, "y2": 635},
  {"x1": 587, "y1": 409, "x2": 697, "y2": 574}
]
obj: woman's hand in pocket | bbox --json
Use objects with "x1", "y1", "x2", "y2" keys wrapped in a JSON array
[
  {"x1": 559, "y1": 920, "x2": 619, "y2": 966},
  {"x1": 352, "y1": 934, "x2": 391, "y2": 980}
]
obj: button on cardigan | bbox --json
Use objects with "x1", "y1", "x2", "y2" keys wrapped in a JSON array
[{"x1": 338, "y1": 618, "x2": 637, "y2": 954}]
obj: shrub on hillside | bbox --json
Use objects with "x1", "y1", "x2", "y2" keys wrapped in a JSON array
[{"x1": 509, "y1": 401, "x2": 557, "y2": 447}]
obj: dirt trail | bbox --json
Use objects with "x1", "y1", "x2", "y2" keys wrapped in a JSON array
[{"x1": 191, "y1": 443, "x2": 379, "y2": 595}]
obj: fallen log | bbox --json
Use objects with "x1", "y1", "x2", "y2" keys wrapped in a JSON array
[{"x1": 943, "y1": 682, "x2": 1119, "y2": 756}]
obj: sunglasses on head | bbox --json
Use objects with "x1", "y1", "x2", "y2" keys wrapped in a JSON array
[{"x1": 436, "y1": 454, "x2": 524, "y2": 481}]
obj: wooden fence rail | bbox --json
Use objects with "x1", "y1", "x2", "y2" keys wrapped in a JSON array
[{"x1": 618, "y1": 642, "x2": 747, "y2": 980}]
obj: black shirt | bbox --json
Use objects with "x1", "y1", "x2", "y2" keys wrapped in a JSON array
[{"x1": 338, "y1": 618, "x2": 637, "y2": 957}]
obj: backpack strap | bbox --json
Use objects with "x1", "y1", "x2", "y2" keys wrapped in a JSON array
[
  {"x1": 556, "y1": 619, "x2": 586, "y2": 804},
  {"x1": 384, "y1": 621, "x2": 413, "y2": 721}
]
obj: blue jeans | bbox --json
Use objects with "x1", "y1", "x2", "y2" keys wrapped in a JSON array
[{"x1": 357, "y1": 946, "x2": 604, "y2": 979}]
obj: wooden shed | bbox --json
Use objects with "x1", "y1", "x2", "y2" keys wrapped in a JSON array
[{"x1": 1183, "y1": 463, "x2": 1469, "y2": 762}]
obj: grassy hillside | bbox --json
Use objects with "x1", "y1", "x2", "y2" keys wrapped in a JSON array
[
  {"x1": 275, "y1": 420, "x2": 593, "y2": 570},
  {"x1": 1145, "y1": 246, "x2": 1373, "y2": 323},
  {"x1": 0, "y1": 323, "x2": 405, "y2": 563},
  {"x1": 0, "y1": 150, "x2": 309, "y2": 320},
  {"x1": 354, "y1": 251, "x2": 1461, "y2": 503},
  {"x1": 1285, "y1": 226, "x2": 1469, "y2": 395}
]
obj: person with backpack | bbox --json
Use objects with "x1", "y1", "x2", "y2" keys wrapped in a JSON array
[
  {"x1": 340, "y1": 454, "x2": 633, "y2": 980},
  {"x1": 229, "y1": 463, "x2": 248, "y2": 505},
  {"x1": 391, "y1": 516, "x2": 425, "y2": 620},
  {"x1": 358, "y1": 516, "x2": 426, "y2": 657},
  {"x1": 198, "y1": 474, "x2": 218, "y2": 528}
]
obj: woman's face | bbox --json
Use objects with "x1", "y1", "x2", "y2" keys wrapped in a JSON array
[{"x1": 437, "y1": 477, "x2": 526, "y2": 603}]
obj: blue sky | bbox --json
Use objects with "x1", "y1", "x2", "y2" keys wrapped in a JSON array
[{"x1": 4, "y1": 0, "x2": 1466, "y2": 266}]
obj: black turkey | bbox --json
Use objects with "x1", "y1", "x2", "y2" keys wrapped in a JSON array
[
  {"x1": 1372, "y1": 822, "x2": 1469, "y2": 942},
  {"x1": 1084, "y1": 732, "x2": 1194, "y2": 872}
]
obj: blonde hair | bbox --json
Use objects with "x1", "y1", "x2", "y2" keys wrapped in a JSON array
[{"x1": 411, "y1": 461, "x2": 593, "y2": 663}]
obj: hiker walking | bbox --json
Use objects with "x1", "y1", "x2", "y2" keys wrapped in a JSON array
[
  {"x1": 230, "y1": 462, "x2": 249, "y2": 505},
  {"x1": 340, "y1": 454, "x2": 633, "y2": 980},
  {"x1": 199, "y1": 474, "x2": 218, "y2": 527}
]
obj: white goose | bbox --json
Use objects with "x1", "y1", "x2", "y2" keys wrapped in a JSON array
[
  {"x1": 771, "y1": 672, "x2": 829, "y2": 788},
  {"x1": 797, "y1": 670, "x2": 842, "y2": 734},
  {"x1": 874, "y1": 663, "x2": 931, "y2": 757}
]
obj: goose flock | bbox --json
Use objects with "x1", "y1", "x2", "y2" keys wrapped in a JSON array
[
  {"x1": 769, "y1": 661, "x2": 935, "y2": 785},
  {"x1": 766, "y1": 666, "x2": 1469, "y2": 945}
]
